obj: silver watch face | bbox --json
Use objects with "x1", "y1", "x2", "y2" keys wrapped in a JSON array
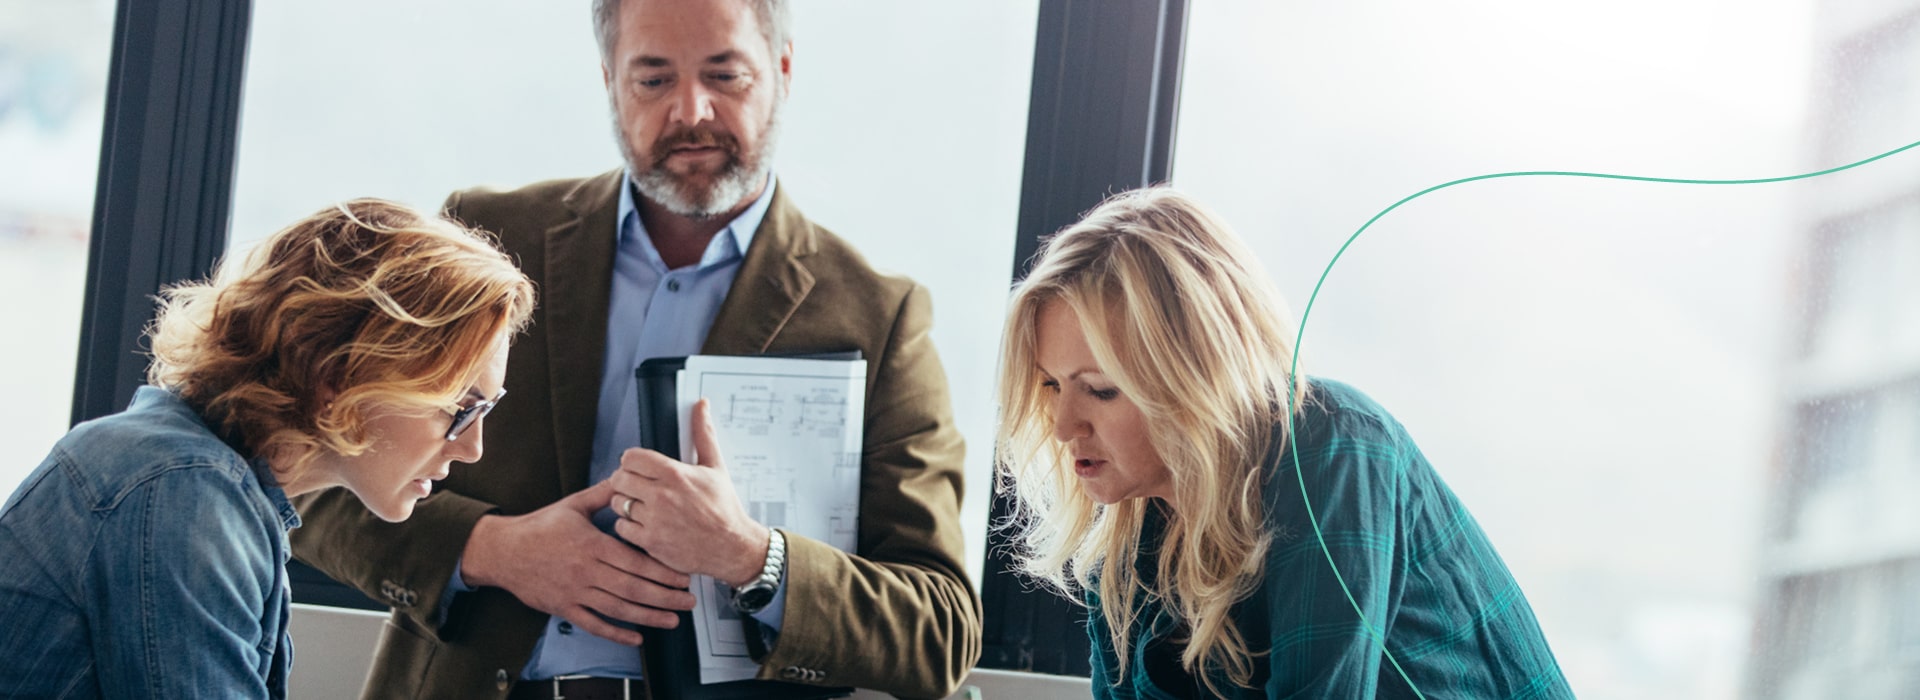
[{"x1": 733, "y1": 582, "x2": 776, "y2": 613}]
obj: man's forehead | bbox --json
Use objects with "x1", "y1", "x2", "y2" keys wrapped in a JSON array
[{"x1": 617, "y1": 0, "x2": 767, "y2": 61}]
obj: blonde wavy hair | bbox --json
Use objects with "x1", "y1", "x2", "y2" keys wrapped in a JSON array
[
  {"x1": 146, "y1": 198, "x2": 535, "y2": 487},
  {"x1": 996, "y1": 187, "x2": 1308, "y2": 693}
]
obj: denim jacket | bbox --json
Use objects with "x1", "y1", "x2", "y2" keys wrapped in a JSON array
[{"x1": 0, "y1": 386, "x2": 300, "y2": 699}]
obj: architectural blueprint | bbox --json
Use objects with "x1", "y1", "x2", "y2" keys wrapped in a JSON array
[{"x1": 675, "y1": 355, "x2": 866, "y2": 684}]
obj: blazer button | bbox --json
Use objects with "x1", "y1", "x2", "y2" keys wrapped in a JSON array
[
  {"x1": 380, "y1": 579, "x2": 414, "y2": 606},
  {"x1": 781, "y1": 666, "x2": 803, "y2": 680},
  {"x1": 495, "y1": 669, "x2": 510, "y2": 690}
]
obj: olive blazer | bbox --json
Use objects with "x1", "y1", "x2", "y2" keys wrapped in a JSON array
[{"x1": 291, "y1": 171, "x2": 981, "y2": 700}]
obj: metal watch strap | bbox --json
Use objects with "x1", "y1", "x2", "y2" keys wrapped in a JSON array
[{"x1": 730, "y1": 528, "x2": 786, "y2": 614}]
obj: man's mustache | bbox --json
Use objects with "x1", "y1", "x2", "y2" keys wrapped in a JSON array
[{"x1": 650, "y1": 128, "x2": 740, "y2": 166}]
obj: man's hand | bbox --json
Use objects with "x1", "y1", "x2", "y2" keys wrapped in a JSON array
[
  {"x1": 609, "y1": 399, "x2": 769, "y2": 588},
  {"x1": 459, "y1": 480, "x2": 697, "y2": 646}
]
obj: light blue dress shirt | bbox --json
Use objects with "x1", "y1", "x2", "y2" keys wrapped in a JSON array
[{"x1": 518, "y1": 171, "x2": 785, "y2": 680}]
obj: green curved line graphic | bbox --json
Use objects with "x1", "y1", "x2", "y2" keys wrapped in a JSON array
[{"x1": 1282, "y1": 137, "x2": 1920, "y2": 698}]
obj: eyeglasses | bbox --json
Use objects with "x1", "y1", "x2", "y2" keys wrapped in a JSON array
[{"x1": 439, "y1": 388, "x2": 506, "y2": 442}]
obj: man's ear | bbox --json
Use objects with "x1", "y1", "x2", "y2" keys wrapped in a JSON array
[{"x1": 777, "y1": 40, "x2": 794, "y2": 95}]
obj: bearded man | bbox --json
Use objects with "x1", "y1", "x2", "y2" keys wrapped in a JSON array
[{"x1": 289, "y1": 1, "x2": 980, "y2": 698}]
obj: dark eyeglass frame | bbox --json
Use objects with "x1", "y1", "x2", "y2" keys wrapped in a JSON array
[{"x1": 439, "y1": 388, "x2": 506, "y2": 442}]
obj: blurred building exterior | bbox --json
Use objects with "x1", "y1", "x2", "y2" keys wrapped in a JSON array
[
  {"x1": 0, "y1": 0, "x2": 107, "y2": 500},
  {"x1": 1750, "y1": 3, "x2": 1920, "y2": 698}
]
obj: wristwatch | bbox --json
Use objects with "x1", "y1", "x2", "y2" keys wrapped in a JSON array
[{"x1": 731, "y1": 528, "x2": 786, "y2": 615}]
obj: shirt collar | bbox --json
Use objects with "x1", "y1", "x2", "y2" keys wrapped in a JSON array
[{"x1": 618, "y1": 170, "x2": 774, "y2": 269}]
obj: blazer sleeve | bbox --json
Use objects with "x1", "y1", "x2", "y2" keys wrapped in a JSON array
[
  {"x1": 289, "y1": 488, "x2": 496, "y2": 633},
  {"x1": 286, "y1": 189, "x2": 500, "y2": 636},
  {"x1": 750, "y1": 283, "x2": 982, "y2": 699}
]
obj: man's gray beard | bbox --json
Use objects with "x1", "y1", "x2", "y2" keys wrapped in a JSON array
[{"x1": 624, "y1": 111, "x2": 782, "y2": 220}]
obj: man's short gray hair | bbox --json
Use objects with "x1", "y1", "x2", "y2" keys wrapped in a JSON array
[{"x1": 592, "y1": 0, "x2": 791, "y2": 64}]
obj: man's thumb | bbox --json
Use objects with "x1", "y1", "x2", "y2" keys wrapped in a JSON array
[
  {"x1": 690, "y1": 398, "x2": 727, "y2": 469},
  {"x1": 562, "y1": 479, "x2": 615, "y2": 513}
]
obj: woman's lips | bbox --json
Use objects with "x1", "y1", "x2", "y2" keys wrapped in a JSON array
[{"x1": 1073, "y1": 458, "x2": 1106, "y2": 478}]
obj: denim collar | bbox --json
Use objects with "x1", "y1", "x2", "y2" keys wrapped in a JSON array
[
  {"x1": 135, "y1": 386, "x2": 303, "y2": 531},
  {"x1": 248, "y1": 456, "x2": 302, "y2": 531}
]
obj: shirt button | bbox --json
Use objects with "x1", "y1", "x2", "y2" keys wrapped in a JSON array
[
  {"x1": 558, "y1": 621, "x2": 573, "y2": 635},
  {"x1": 666, "y1": 278, "x2": 682, "y2": 292}
]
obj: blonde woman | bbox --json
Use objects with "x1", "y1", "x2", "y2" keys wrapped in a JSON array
[
  {"x1": 0, "y1": 200, "x2": 535, "y2": 698},
  {"x1": 997, "y1": 188, "x2": 1571, "y2": 698}
]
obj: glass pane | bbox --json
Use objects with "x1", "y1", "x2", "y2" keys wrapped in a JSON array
[
  {"x1": 1177, "y1": 0, "x2": 1919, "y2": 698},
  {"x1": 0, "y1": 0, "x2": 114, "y2": 500},
  {"x1": 233, "y1": 1, "x2": 1035, "y2": 587}
]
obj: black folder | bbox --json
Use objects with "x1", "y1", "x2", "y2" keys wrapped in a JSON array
[{"x1": 632, "y1": 353, "x2": 859, "y2": 700}]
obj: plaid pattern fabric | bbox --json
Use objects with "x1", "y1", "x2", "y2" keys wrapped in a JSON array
[{"x1": 1087, "y1": 378, "x2": 1573, "y2": 699}]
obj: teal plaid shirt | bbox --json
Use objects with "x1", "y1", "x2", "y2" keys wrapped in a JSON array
[{"x1": 1088, "y1": 378, "x2": 1573, "y2": 699}]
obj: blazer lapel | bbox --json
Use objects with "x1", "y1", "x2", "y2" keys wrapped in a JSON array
[
  {"x1": 704, "y1": 183, "x2": 817, "y2": 355},
  {"x1": 543, "y1": 171, "x2": 623, "y2": 494}
]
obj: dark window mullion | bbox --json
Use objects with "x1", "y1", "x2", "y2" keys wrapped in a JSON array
[
  {"x1": 983, "y1": 0, "x2": 1190, "y2": 677},
  {"x1": 76, "y1": 0, "x2": 252, "y2": 427}
]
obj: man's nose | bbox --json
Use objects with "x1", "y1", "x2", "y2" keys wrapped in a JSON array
[{"x1": 671, "y1": 79, "x2": 716, "y2": 125}]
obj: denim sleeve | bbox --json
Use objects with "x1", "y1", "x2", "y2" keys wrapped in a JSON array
[{"x1": 90, "y1": 467, "x2": 277, "y2": 698}]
